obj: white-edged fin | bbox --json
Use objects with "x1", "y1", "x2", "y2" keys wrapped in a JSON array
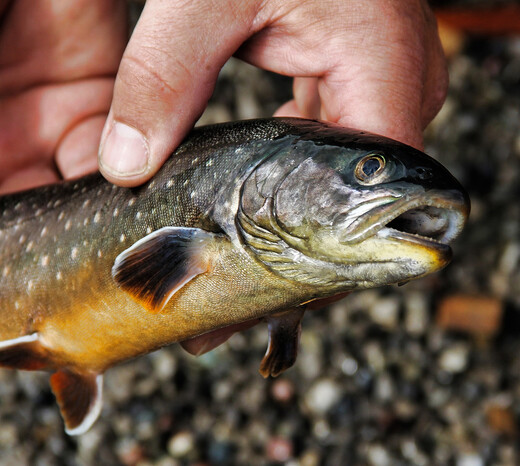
[
  {"x1": 112, "y1": 227, "x2": 219, "y2": 313},
  {"x1": 0, "y1": 333, "x2": 39, "y2": 349},
  {"x1": 0, "y1": 333, "x2": 49, "y2": 370},
  {"x1": 50, "y1": 370, "x2": 103, "y2": 436}
]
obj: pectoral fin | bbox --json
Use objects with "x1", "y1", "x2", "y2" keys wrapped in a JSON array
[
  {"x1": 112, "y1": 227, "x2": 219, "y2": 313},
  {"x1": 259, "y1": 308, "x2": 305, "y2": 378}
]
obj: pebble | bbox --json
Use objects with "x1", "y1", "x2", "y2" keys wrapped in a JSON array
[
  {"x1": 303, "y1": 379, "x2": 341, "y2": 416},
  {"x1": 457, "y1": 453, "x2": 484, "y2": 466},
  {"x1": 167, "y1": 431, "x2": 195, "y2": 459},
  {"x1": 404, "y1": 291, "x2": 430, "y2": 336},
  {"x1": 369, "y1": 296, "x2": 400, "y2": 329},
  {"x1": 271, "y1": 378, "x2": 295, "y2": 403},
  {"x1": 366, "y1": 444, "x2": 392, "y2": 466},
  {"x1": 436, "y1": 295, "x2": 503, "y2": 337},
  {"x1": 266, "y1": 436, "x2": 293, "y2": 463},
  {"x1": 438, "y1": 344, "x2": 470, "y2": 373}
]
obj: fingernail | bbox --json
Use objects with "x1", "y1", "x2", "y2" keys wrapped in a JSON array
[{"x1": 99, "y1": 121, "x2": 149, "y2": 177}]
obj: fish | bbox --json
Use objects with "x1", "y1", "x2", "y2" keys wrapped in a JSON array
[{"x1": 0, "y1": 118, "x2": 469, "y2": 435}]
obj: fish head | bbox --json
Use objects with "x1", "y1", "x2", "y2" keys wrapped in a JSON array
[{"x1": 237, "y1": 122, "x2": 470, "y2": 291}]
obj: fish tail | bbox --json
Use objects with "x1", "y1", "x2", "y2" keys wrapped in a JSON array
[{"x1": 0, "y1": 333, "x2": 103, "y2": 435}]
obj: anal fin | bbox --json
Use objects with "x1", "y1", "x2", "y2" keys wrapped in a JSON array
[
  {"x1": 50, "y1": 370, "x2": 103, "y2": 436},
  {"x1": 259, "y1": 308, "x2": 305, "y2": 378}
]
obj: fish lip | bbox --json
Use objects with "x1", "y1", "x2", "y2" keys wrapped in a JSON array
[{"x1": 338, "y1": 189, "x2": 470, "y2": 247}]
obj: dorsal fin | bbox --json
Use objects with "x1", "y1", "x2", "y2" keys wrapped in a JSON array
[
  {"x1": 112, "y1": 227, "x2": 219, "y2": 313},
  {"x1": 50, "y1": 370, "x2": 103, "y2": 436}
]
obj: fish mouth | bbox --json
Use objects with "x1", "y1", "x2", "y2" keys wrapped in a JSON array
[{"x1": 339, "y1": 190, "x2": 470, "y2": 249}]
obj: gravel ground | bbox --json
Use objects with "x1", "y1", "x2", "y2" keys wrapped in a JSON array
[{"x1": 1, "y1": 7, "x2": 520, "y2": 466}]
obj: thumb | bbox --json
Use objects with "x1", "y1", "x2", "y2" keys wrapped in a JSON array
[{"x1": 99, "y1": 0, "x2": 258, "y2": 186}]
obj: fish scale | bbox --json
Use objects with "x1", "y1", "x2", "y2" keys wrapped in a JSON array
[{"x1": 0, "y1": 118, "x2": 469, "y2": 435}]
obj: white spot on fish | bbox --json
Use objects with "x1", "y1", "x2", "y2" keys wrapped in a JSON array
[
  {"x1": 19, "y1": 234, "x2": 26, "y2": 244},
  {"x1": 183, "y1": 179, "x2": 189, "y2": 187},
  {"x1": 97, "y1": 250, "x2": 103, "y2": 258},
  {"x1": 146, "y1": 227, "x2": 152, "y2": 234},
  {"x1": 94, "y1": 212, "x2": 101, "y2": 223},
  {"x1": 14, "y1": 202, "x2": 21, "y2": 211},
  {"x1": 40, "y1": 226, "x2": 48, "y2": 237},
  {"x1": 14, "y1": 301, "x2": 20, "y2": 310},
  {"x1": 35, "y1": 208, "x2": 44, "y2": 216},
  {"x1": 120, "y1": 234, "x2": 126, "y2": 243},
  {"x1": 113, "y1": 208, "x2": 119, "y2": 218},
  {"x1": 71, "y1": 247, "x2": 78, "y2": 260},
  {"x1": 83, "y1": 199, "x2": 91, "y2": 208},
  {"x1": 41, "y1": 256, "x2": 49, "y2": 267},
  {"x1": 56, "y1": 271, "x2": 63, "y2": 280},
  {"x1": 83, "y1": 218, "x2": 89, "y2": 226},
  {"x1": 167, "y1": 180, "x2": 174, "y2": 188},
  {"x1": 54, "y1": 200, "x2": 62, "y2": 208},
  {"x1": 27, "y1": 280, "x2": 34, "y2": 292},
  {"x1": 81, "y1": 187, "x2": 87, "y2": 194},
  {"x1": 206, "y1": 159, "x2": 214, "y2": 167},
  {"x1": 65, "y1": 220, "x2": 72, "y2": 231},
  {"x1": 56, "y1": 247, "x2": 62, "y2": 255},
  {"x1": 190, "y1": 192, "x2": 196, "y2": 199},
  {"x1": 191, "y1": 157, "x2": 200, "y2": 166},
  {"x1": 2, "y1": 266, "x2": 9, "y2": 277},
  {"x1": 136, "y1": 212, "x2": 142, "y2": 220},
  {"x1": 128, "y1": 199, "x2": 135, "y2": 207},
  {"x1": 26, "y1": 241, "x2": 34, "y2": 253},
  {"x1": 148, "y1": 181, "x2": 156, "y2": 190},
  {"x1": 83, "y1": 240, "x2": 89, "y2": 247},
  {"x1": 58, "y1": 212, "x2": 65, "y2": 221}
]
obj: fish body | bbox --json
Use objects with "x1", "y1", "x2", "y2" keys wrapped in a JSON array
[{"x1": 0, "y1": 118, "x2": 469, "y2": 434}]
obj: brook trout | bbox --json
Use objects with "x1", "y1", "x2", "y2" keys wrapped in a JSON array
[{"x1": 0, "y1": 118, "x2": 469, "y2": 434}]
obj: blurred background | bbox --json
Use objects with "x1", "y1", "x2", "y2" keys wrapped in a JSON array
[{"x1": 1, "y1": 0, "x2": 520, "y2": 464}]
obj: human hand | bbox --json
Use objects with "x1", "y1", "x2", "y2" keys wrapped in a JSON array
[
  {"x1": 0, "y1": 0, "x2": 126, "y2": 193},
  {"x1": 98, "y1": 0, "x2": 447, "y2": 187}
]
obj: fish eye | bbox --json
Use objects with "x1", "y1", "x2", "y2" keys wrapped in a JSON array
[{"x1": 355, "y1": 154, "x2": 386, "y2": 184}]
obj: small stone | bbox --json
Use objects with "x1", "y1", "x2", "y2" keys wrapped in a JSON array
[
  {"x1": 266, "y1": 436, "x2": 293, "y2": 462},
  {"x1": 364, "y1": 341, "x2": 386, "y2": 373},
  {"x1": 299, "y1": 449, "x2": 321, "y2": 466},
  {"x1": 116, "y1": 438, "x2": 145, "y2": 466},
  {"x1": 167, "y1": 431, "x2": 195, "y2": 459},
  {"x1": 486, "y1": 400, "x2": 517, "y2": 436},
  {"x1": 367, "y1": 444, "x2": 391, "y2": 466},
  {"x1": 150, "y1": 350, "x2": 177, "y2": 381},
  {"x1": 369, "y1": 296, "x2": 400, "y2": 329},
  {"x1": 374, "y1": 373, "x2": 395, "y2": 402},
  {"x1": 456, "y1": 453, "x2": 484, "y2": 466},
  {"x1": 438, "y1": 344, "x2": 470, "y2": 373},
  {"x1": 404, "y1": 291, "x2": 429, "y2": 336},
  {"x1": 304, "y1": 379, "x2": 341, "y2": 415},
  {"x1": 271, "y1": 379, "x2": 295, "y2": 403},
  {"x1": 436, "y1": 295, "x2": 503, "y2": 337}
]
